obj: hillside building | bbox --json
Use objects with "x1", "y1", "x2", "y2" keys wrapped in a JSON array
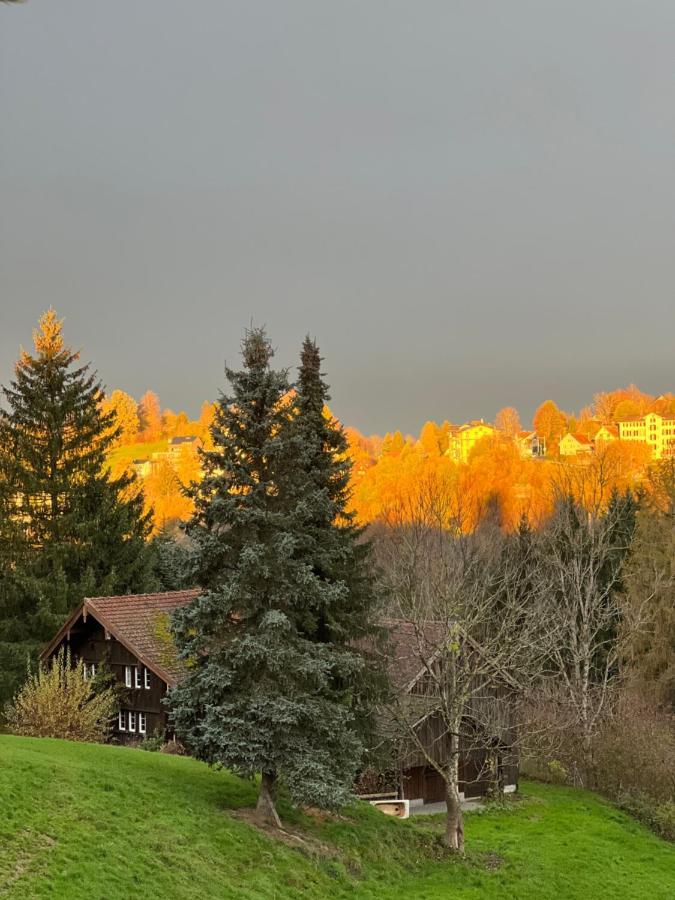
[{"x1": 616, "y1": 413, "x2": 675, "y2": 459}]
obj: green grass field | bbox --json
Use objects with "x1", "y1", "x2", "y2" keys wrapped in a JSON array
[{"x1": 0, "y1": 735, "x2": 673, "y2": 899}]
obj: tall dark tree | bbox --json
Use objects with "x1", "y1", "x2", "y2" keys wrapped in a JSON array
[
  {"x1": 0, "y1": 310, "x2": 153, "y2": 703},
  {"x1": 289, "y1": 337, "x2": 385, "y2": 740},
  {"x1": 170, "y1": 329, "x2": 380, "y2": 826}
]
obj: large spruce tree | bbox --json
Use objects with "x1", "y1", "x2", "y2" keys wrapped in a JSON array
[
  {"x1": 170, "y1": 329, "x2": 381, "y2": 825},
  {"x1": 289, "y1": 338, "x2": 385, "y2": 724},
  {"x1": 0, "y1": 310, "x2": 153, "y2": 703}
]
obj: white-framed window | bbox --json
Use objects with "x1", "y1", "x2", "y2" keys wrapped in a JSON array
[
  {"x1": 143, "y1": 668, "x2": 151, "y2": 690},
  {"x1": 128, "y1": 711, "x2": 137, "y2": 733},
  {"x1": 118, "y1": 710, "x2": 126, "y2": 731},
  {"x1": 139, "y1": 712, "x2": 147, "y2": 735},
  {"x1": 125, "y1": 666, "x2": 133, "y2": 688},
  {"x1": 134, "y1": 667, "x2": 142, "y2": 689}
]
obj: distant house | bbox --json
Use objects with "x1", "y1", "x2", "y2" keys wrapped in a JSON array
[
  {"x1": 132, "y1": 459, "x2": 152, "y2": 479},
  {"x1": 151, "y1": 436, "x2": 203, "y2": 470},
  {"x1": 447, "y1": 420, "x2": 496, "y2": 463},
  {"x1": 559, "y1": 432, "x2": 593, "y2": 457},
  {"x1": 516, "y1": 430, "x2": 546, "y2": 459},
  {"x1": 41, "y1": 590, "x2": 199, "y2": 742},
  {"x1": 594, "y1": 425, "x2": 619, "y2": 446},
  {"x1": 168, "y1": 436, "x2": 202, "y2": 456}
]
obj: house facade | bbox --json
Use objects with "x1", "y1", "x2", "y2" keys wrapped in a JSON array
[
  {"x1": 559, "y1": 432, "x2": 593, "y2": 457},
  {"x1": 446, "y1": 421, "x2": 496, "y2": 463},
  {"x1": 617, "y1": 413, "x2": 675, "y2": 459},
  {"x1": 41, "y1": 590, "x2": 199, "y2": 742}
]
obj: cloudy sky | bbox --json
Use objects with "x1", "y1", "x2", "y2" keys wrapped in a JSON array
[{"x1": 2, "y1": 1, "x2": 674, "y2": 435}]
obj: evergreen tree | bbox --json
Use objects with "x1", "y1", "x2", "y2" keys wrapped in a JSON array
[
  {"x1": 290, "y1": 337, "x2": 385, "y2": 732},
  {"x1": 0, "y1": 310, "x2": 153, "y2": 703},
  {"x1": 170, "y1": 329, "x2": 380, "y2": 825},
  {"x1": 150, "y1": 527, "x2": 197, "y2": 591}
]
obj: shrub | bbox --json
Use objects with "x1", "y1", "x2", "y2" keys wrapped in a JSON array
[
  {"x1": 617, "y1": 790, "x2": 675, "y2": 842},
  {"x1": 158, "y1": 738, "x2": 186, "y2": 755},
  {"x1": 594, "y1": 690, "x2": 675, "y2": 804},
  {"x1": 6, "y1": 649, "x2": 117, "y2": 742},
  {"x1": 137, "y1": 733, "x2": 166, "y2": 753},
  {"x1": 546, "y1": 760, "x2": 569, "y2": 784}
]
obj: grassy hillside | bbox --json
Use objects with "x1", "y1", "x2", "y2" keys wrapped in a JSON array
[
  {"x1": 0, "y1": 736, "x2": 673, "y2": 899},
  {"x1": 107, "y1": 440, "x2": 168, "y2": 470}
]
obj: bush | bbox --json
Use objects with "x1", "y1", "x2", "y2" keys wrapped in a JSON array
[
  {"x1": 158, "y1": 738, "x2": 186, "y2": 755},
  {"x1": 617, "y1": 790, "x2": 675, "y2": 842},
  {"x1": 545, "y1": 760, "x2": 569, "y2": 785},
  {"x1": 6, "y1": 649, "x2": 118, "y2": 742},
  {"x1": 594, "y1": 690, "x2": 675, "y2": 804},
  {"x1": 137, "y1": 733, "x2": 166, "y2": 752}
]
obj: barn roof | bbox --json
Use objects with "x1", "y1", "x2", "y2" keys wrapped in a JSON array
[
  {"x1": 41, "y1": 589, "x2": 200, "y2": 686},
  {"x1": 381, "y1": 619, "x2": 446, "y2": 691}
]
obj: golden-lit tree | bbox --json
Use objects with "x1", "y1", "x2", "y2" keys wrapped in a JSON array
[
  {"x1": 381, "y1": 431, "x2": 406, "y2": 456},
  {"x1": 419, "y1": 421, "x2": 443, "y2": 456},
  {"x1": 143, "y1": 459, "x2": 193, "y2": 533},
  {"x1": 162, "y1": 409, "x2": 191, "y2": 438},
  {"x1": 533, "y1": 400, "x2": 567, "y2": 453},
  {"x1": 138, "y1": 390, "x2": 163, "y2": 441},
  {"x1": 494, "y1": 406, "x2": 522, "y2": 436},
  {"x1": 100, "y1": 389, "x2": 139, "y2": 445}
]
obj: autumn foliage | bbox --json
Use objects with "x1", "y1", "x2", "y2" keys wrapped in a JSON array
[{"x1": 102, "y1": 384, "x2": 674, "y2": 534}]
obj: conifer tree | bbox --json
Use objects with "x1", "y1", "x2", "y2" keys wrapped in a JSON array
[
  {"x1": 0, "y1": 311, "x2": 153, "y2": 703},
  {"x1": 289, "y1": 337, "x2": 385, "y2": 732},
  {"x1": 170, "y1": 329, "x2": 380, "y2": 825}
]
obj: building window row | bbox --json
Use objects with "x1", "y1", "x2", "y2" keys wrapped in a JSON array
[
  {"x1": 118, "y1": 709, "x2": 147, "y2": 734},
  {"x1": 82, "y1": 662, "x2": 97, "y2": 680},
  {"x1": 125, "y1": 665, "x2": 152, "y2": 690}
]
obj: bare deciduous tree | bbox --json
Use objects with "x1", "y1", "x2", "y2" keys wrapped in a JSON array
[
  {"x1": 374, "y1": 475, "x2": 550, "y2": 852},
  {"x1": 528, "y1": 490, "x2": 637, "y2": 785}
]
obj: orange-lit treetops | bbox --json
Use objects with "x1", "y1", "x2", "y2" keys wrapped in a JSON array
[{"x1": 103, "y1": 385, "x2": 675, "y2": 534}]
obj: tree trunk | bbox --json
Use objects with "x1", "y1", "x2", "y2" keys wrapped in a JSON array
[
  {"x1": 487, "y1": 749, "x2": 504, "y2": 802},
  {"x1": 444, "y1": 780, "x2": 465, "y2": 853},
  {"x1": 256, "y1": 771, "x2": 281, "y2": 828},
  {"x1": 443, "y1": 734, "x2": 464, "y2": 853}
]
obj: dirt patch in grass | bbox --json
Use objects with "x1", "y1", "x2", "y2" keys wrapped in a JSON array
[
  {"x1": 229, "y1": 808, "x2": 339, "y2": 859},
  {"x1": 480, "y1": 851, "x2": 504, "y2": 870},
  {"x1": 0, "y1": 829, "x2": 56, "y2": 893}
]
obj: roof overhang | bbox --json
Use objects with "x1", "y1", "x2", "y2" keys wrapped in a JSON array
[{"x1": 40, "y1": 599, "x2": 180, "y2": 687}]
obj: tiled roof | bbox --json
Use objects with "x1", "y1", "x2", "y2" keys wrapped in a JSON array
[
  {"x1": 169, "y1": 435, "x2": 200, "y2": 446},
  {"x1": 82, "y1": 589, "x2": 200, "y2": 684},
  {"x1": 566, "y1": 432, "x2": 592, "y2": 445}
]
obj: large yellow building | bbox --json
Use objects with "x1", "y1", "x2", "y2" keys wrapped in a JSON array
[
  {"x1": 617, "y1": 413, "x2": 675, "y2": 459},
  {"x1": 447, "y1": 420, "x2": 496, "y2": 463}
]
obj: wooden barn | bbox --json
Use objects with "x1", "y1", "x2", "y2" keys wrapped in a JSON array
[
  {"x1": 379, "y1": 621, "x2": 519, "y2": 806},
  {"x1": 41, "y1": 589, "x2": 199, "y2": 742}
]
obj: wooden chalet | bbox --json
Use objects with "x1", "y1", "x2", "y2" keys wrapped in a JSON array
[{"x1": 41, "y1": 590, "x2": 200, "y2": 742}]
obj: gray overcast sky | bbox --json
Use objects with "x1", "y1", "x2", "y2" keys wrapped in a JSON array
[{"x1": 1, "y1": 1, "x2": 674, "y2": 435}]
